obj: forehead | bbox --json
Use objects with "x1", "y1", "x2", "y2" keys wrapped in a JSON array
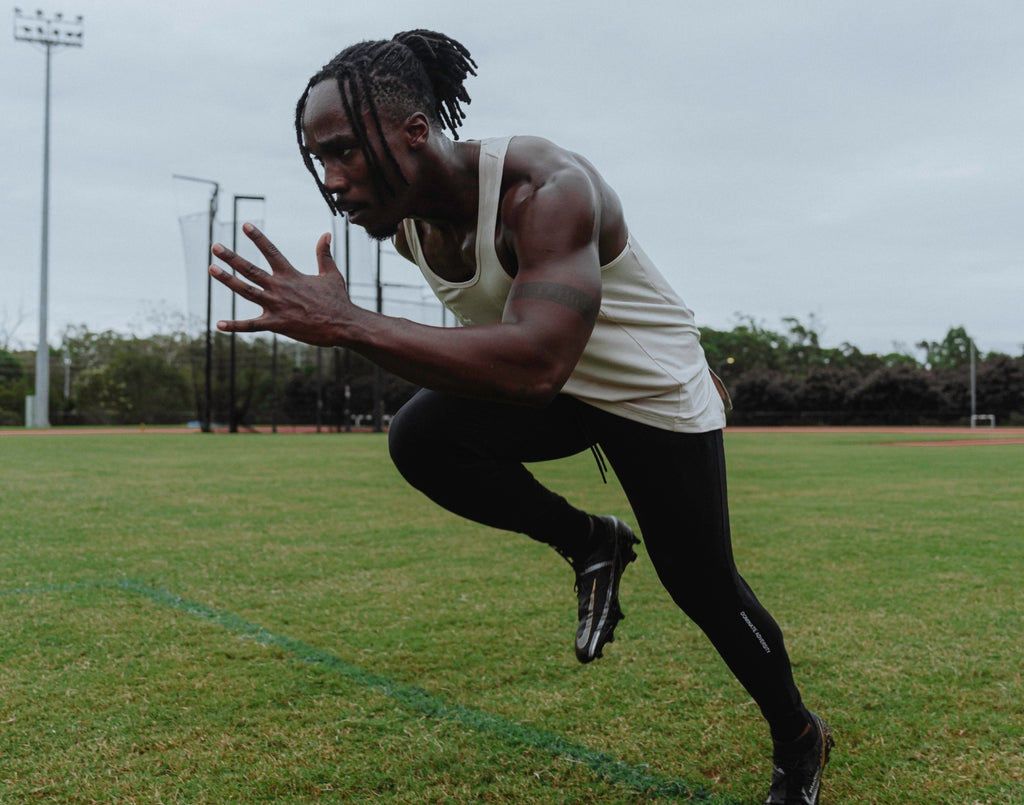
[{"x1": 301, "y1": 80, "x2": 353, "y2": 146}]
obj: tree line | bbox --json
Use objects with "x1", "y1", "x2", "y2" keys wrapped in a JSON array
[
  {"x1": 0, "y1": 326, "x2": 416, "y2": 429},
  {"x1": 0, "y1": 318, "x2": 1021, "y2": 428},
  {"x1": 703, "y1": 318, "x2": 1023, "y2": 425}
]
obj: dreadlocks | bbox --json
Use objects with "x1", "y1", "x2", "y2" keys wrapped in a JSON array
[{"x1": 295, "y1": 30, "x2": 478, "y2": 213}]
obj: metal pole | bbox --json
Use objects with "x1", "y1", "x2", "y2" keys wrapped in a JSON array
[
  {"x1": 230, "y1": 198, "x2": 238, "y2": 433},
  {"x1": 969, "y1": 340, "x2": 977, "y2": 426},
  {"x1": 34, "y1": 41, "x2": 52, "y2": 427},
  {"x1": 329, "y1": 216, "x2": 342, "y2": 433},
  {"x1": 374, "y1": 241, "x2": 383, "y2": 433},
  {"x1": 333, "y1": 347, "x2": 341, "y2": 432},
  {"x1": 15, "y1": 9, "x2": 84, "y2": 427},
  {"x1": 204, "y1": 187, "x2": 218, "y2": 432},
  {"x1": 344, "y1": 217, "x2": 352, "y2": 433},
  {"x1": 62, "y1": 343, "x2": 70, "y2": 401},
  {"x1": 315, "y1": 346, "x2": 323, "y2": 433},
  {"x1": 271, "y1": 334, "x2": 278, "y2": 433},
  {"x1": 229, "y1": 195, "x2": 265, "y2": 433}
]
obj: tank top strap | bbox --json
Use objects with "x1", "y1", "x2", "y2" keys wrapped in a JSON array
[
  {"x1": 475, "y1": 137, "x2": 512, "y2": 269},
  {"x1": 400, "y1": 217, "x2": 427, "y2": 267}
]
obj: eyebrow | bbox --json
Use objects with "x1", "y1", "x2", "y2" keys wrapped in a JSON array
[
  {"x1": 321, "y1": 135, "x2": 358, "y2": 149},
  {"x1": 306, "y1": 134, "x2": 359, "y2": 158}
]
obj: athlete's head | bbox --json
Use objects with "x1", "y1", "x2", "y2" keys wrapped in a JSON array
[{"x1": 295, "y1": 30, "x2": 477, "y2": 215}]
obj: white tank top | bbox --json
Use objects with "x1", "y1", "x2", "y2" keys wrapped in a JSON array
[{"x1": 400, "y1": 137, "x2": 726, "y2": 433}]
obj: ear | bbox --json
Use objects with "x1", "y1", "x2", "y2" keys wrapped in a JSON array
[{"x1": 402, "y1": 112, "x2": 432, "y2": 150}]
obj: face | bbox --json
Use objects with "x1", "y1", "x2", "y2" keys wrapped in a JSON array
[{"x1": 301, "y1": 80, "x2": 415, "y2": 240}]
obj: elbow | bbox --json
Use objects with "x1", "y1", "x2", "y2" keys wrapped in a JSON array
[
  {"x1": 489, "y1": 333, "x2": 581, "y2": 407},
  {"x1": 517, "y1": 384, "x2": 561, "y2": 408},
  {"x1": 507, "y1": 364, "x2": 571, "y2": 408}
]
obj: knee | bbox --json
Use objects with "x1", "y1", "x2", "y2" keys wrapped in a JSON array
[
  {"x1": 387, "y1": 391, "x2": 448, "y2": 485},
  {"x1": 387, "y1": 400, "x2": 422, "y2": 478},
  {"x1": 647, "y1": 545, "x2": 745, "y2": 614}
]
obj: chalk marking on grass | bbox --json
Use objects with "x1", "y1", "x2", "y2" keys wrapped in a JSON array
[{"x1": 4, "y1": 579, "x2": 742, "y2": 804}]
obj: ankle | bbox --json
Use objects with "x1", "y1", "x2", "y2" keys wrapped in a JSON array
[{"x1": 771, "y1": 711, "x2": 815, "y2": 748}]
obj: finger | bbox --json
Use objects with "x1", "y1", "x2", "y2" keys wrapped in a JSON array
[
  {"x1": 216, "y1": 316, "x2": 269, "y2": 334},
  {"x1": 315, "y1": 232, "x2": 339, "y2": 277},
  {"x1": 211, "y1": 244, "x2": 270, "y2": 285},
  {"x1": 209, "y1": 264, "x2": 267, "y2": 305},
  {"x1": 242, "y1": 223, "x2": 294, "y2": 273}
]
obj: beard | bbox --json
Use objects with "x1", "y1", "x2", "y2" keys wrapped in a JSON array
[
  {"x1": 338, "y1": 203, "x2": 400, "y2": 242},
  {"x1": 363, "y1": 221, "x2": 400, "y2": 242}
]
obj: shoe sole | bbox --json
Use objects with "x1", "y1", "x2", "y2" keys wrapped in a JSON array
[{"x1": 812, "y1": 714, "x2": 835, "y2": 805}]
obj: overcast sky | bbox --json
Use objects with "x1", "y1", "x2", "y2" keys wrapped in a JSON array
[{"x1": 3, "y1": 0, "x2": 1022, "y2": 358}]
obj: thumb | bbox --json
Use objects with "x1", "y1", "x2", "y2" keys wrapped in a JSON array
[{"x1": 316, "y1": 232, "x2": 338, "y2": 276}]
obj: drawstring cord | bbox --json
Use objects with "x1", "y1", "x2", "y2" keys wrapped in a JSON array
[
  {"x1": 576, "y1": 412, "x2": 609, "y2": 484},
  {"x1": 590, "y1": 443, "x2": 609, "y2": 484}
]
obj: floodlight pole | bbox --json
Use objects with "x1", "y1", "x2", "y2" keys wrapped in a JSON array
[
  {"x1": 14, "y1": 8, "x2": 84, "y2": 428},
  {"x1": 343, "y1": 216, "x2": 352, "y2": 433},
  {"x1": 373, "y1": 241, "x2": 384, "y2": 433},
  {"x1": 172, "y1": 174, "x2": 219, "y2": 432},
  {"x1": 230, "y1": 194, "x2": 264, "y2": 433},
  {"x1": 969, "y1": 339, "x2": 977, "y2": 423},
  {"x1": 330, "y1": 214, "x2": 353, "y2": 433}
]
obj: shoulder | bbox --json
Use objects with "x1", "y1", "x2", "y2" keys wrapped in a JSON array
[
  {"x1": 501, "y1": 135, "x2": 596, "y2": 192},
  {"x1": 500, "y1": 137, "x2": 599, "y2": 224},
  {"x1": 498, "y1": 136, "x2": 626, "y2": 257}
]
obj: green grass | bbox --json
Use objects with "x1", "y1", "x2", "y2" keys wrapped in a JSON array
[{"x1": 1, "y1": 430, "x2": 1021, "y2": 804}]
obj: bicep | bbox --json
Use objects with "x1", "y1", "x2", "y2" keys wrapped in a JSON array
[
  {"x1": 502, "y1": 166, "x2": 603, "y2": 317},
  {"x1": 502, "y1": 247, "x2": 601, "y2": 336},
  {"x1": 500, "y1": 175, "x2": 604, "y2": 366}
]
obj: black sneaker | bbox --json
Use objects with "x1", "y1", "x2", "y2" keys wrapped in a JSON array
[
  {"x1": 764, "y1": 712, "x2": 835, "y2": 805},
  {"x1": 571, "y1": 515, "x2": 640, "y2": 664}
]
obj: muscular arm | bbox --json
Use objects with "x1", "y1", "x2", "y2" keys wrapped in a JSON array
[{"x1": 212, "y1": 158, "x2": 605, "y2": 407}]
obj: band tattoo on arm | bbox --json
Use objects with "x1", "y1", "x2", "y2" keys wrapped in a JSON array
[{"x1": 508, "y1": 282, "x2": 599, "y2": 325}]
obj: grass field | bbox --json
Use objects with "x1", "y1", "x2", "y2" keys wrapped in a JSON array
[{"x1": 1, "y1": 429, "x2": 1021, "y2": 804}]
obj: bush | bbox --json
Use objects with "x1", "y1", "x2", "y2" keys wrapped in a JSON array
[
  {"x1": 848, "y1": 365, "x2": 950, "y2": 424},
  {"x1": 797, "y1": 367, "x2": 861, "y2": 422},
  {"x1": 731, "y1": 370, "x2": 800, "y2": 424}
]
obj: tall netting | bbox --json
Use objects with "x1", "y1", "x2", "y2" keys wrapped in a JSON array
[
  {"x1": 323, "y1": 220, "x2": 452, "y2": 430},
  {"x1": 177, "y1": 208, "x2": 268, "y2": 428},
  {"x1": 177, "y1": 213, "x2": 447, "y2": 334},
  {"x1": 175, "y1": 212, "x2": 449, "y2": 431},
  {"x1": 177, "y1": 212, "x2": 265, "y2": 336},
  {"x1": 339, "y1": 221, "x2": 453, "y2": 328}
]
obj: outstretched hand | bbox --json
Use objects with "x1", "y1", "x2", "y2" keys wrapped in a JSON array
[{"x1": 209, "y1": 223, "x2": 352, "y2": 347}]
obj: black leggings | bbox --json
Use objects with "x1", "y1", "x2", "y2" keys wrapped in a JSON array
[{"x1": 388, "y1": 389, "x2": 809, "y2": 740}]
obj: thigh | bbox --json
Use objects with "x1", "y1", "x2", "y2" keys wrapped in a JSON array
[
  {"x1": 387, "y1": 390, "x2": 600, "y2": 539},
  {"x1": 582, "y1": 411, "x2": 738, "y2": 593},
  {"x1": 389, "y1": 389, "x2": 595, "y2": 463}
]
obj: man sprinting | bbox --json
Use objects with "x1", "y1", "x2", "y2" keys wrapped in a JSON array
[{"x1": 210, "y1": 30, "x2": 834, "y2": 804}]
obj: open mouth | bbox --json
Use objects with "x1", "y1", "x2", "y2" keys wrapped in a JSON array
[
  {"x1": 335, "y1": 202, "x2": 369, "y2": 221},
  {"x1": 333, "y1": 197, "x2": 365, "y2": 212}
]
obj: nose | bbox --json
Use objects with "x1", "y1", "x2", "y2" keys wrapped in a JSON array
[{"x1": 322, "y1": 160, "x2": 350, "y2": 194}]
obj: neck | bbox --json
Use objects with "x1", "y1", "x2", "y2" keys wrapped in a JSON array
[{"x1": 406, "y1": 137, "x2": 480, "y2": 230}]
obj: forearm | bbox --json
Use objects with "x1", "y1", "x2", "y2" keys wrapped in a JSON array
[
  {"x1": 338, "y1": 307, "x2": 569, "y2": 406},
  {"x1": 207, "y1": 227, "x2": 595, "y2": 405}
]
